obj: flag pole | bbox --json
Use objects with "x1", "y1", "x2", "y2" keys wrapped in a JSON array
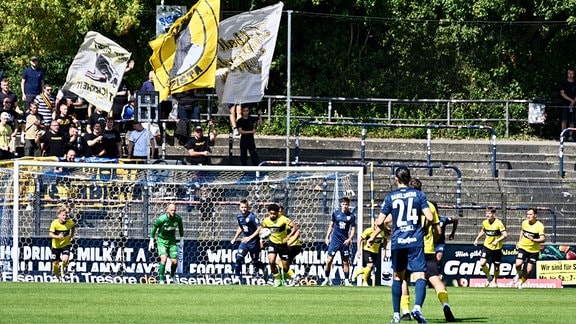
[{"x1": 285, "y1": 10, "x2": 292, "y2": 166}]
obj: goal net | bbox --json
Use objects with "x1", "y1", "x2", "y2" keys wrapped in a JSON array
[{"x1": 0, "y1": 159, "x2": 363, "y2": 285}]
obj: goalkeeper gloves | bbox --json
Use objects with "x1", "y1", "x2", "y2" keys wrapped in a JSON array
[
  {"x1": 148, "y1": 238, "x2": 155, "y2": 251},
  {"x1": 179, "y1": 237, "x2": 184, "y2": 247}
]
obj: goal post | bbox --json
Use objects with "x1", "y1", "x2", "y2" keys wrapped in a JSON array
[{"x1": 1, "y1": 160, "x2": 364, "y2": 285}]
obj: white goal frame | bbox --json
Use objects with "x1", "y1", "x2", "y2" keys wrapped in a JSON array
[{"x1": 5, "y1": 161, "x2": 364, "y2": 284}]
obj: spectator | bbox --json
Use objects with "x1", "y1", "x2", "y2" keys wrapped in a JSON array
[
  {"x1": 0, "y1": 112, "x2": 14, "y2": 159},
  {"x1": 1, "y1": 97, "x2": 20, "y2": 153},
  {"x1": 54, "y1": 104, "x2": 80, "y2": 135},
  {"x1": 84, "y1": 123, "x2": 105, "y2": 157},
  {"x1": 24, "y1": 102, "x2": 44, "y2": 157},
  {"x1": 140, "y1": 71, "x2": 155, "y2": 91},
  {"x1": 55, "y1": 88, "x2": 85, "y2": 120},
  {"x1": 33, "y1": 84, "x2": 55, "y2": 124},
  {"x1": 174, "y1": 89, "x2": 200, "y2": 123},
  {"x1": 101, "y1": 117, "x2": 122, "y2": 158},
  {"x1": 127, "y1": 121, "x2": 155, "y2": 160},
  {"x1": 39, "y1": 121, "x2": 68, "y2": 157},
  {"x1": 560, "y1": 68, "x2": 576, "y2": 141},
  {"x1": 228, "y1": 103, "x2": 243, "y2": 136},
  {"x1": 64, "y1": 125, "x2": 80, "y2": 155},
  {"x1": 0, "y1": 78, "x2": 20, "y2": 115},
  {"x1": 185, "y1": 120, "x2": 216, "y2": 165},
  {"x1": 119, "y1": 99, "x2": 135, "y2": 132},
  {"x1": 141, "y1": 122, "x2": 162, "y2": 159},
  {"x1": 86, "y1": 105, "x2": 108, "y2": 134},
  {"x1": 236, "y1": 106, "x2": 263, "y2": 166},
  {"x1": 111, "y1": 82, "x2": 130, "y2": 120},
  {"x1": 21, "y1": 56, "x2": 45, "y2": 109}
]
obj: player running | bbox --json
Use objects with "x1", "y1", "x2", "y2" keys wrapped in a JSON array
[{"x1": 473, "y1": 207, "x2": 508, "y2": 287}]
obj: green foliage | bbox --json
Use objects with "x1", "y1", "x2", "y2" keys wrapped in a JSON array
[{"x1": 1, "y1": 0, "x2": 576, "y2": 139}]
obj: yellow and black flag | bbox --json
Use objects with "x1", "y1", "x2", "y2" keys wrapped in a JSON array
[{"x1": 149, "y1": 0, "x2": 220, "y2": 101}]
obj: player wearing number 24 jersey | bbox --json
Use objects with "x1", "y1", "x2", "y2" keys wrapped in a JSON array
[{"x1": 368, "y1": 167, "x2": 434, "y2": 324}]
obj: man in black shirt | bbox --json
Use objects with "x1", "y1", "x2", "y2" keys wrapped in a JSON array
[
  {"x1": 185, "y1": 120, "x2": 217, "y2": 165},
  {"x1": 236, "y1": 105, "x2": 262, "y2": 166}
]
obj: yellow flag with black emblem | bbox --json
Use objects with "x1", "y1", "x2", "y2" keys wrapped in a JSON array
[{"x1": 149, "y1": 0, "x2": 220, "y2": 101}]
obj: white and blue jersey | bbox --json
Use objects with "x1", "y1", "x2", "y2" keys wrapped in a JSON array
[
  {"x1": 381, "y1": 187, "x2": 429, "y2": 250},
  {"x1": 327, "y1": 209, "x2": 356, "y2": 258},
  {"x1": 236, "y1": 212, "x2": 261, "y2": 248},
  {"x1": 329, "y1": 209, "x2": 356, "y2": 244}
]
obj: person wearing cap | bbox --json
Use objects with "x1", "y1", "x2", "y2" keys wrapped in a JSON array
[
  {"x1": 0, "y1": 111, "x2": 14, "y2": 159},
  {"x1": 21, "y1": 55, "x2": 45, "y2": 109},
  {"x1": 185, "y1": 120, "x2": 216, "y2": 165}
]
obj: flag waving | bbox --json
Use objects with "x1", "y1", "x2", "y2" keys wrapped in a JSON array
[
  {"x1": 62, "y1": 32, "x2": 131, "y2": 112},
  {"x1": 149, "y1": 0, "x2": 220, "y2": 101},
  {"x1": 216, "y1": 2, "x2": 284, "y2": 105}
]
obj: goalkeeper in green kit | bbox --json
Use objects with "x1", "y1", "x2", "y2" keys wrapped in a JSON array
[{"x1": 149, "y1": 203, "x2": 184, "y2": 284}]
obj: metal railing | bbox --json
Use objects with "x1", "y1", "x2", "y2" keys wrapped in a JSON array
[{"x1": 293, "y1": 121, "x2": 499, "y2": 177}]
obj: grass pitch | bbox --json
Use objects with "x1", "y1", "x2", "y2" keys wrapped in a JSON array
[{"x1": 0, "y1": 282, "x2": 571, "y2": 323}]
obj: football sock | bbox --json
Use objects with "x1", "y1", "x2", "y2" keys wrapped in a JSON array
[
  {"x1": 481, "y1": 264, "x2": 490, "y2": 276},
  {"x1": 392, "y1": 279, "x2": 402, "y2": 312},
  {"x1": 400, "y1": 294, "x2": 411, "y2": 314},
  {"x1": 61, "y1": 260, "x2": 69, "y2": 276},
  {"x1": 171, "y1": 262, "x2": 177, "y2": 276},
  {"x1": 362, "y1": 268, "x2": 370, "y2": 284},
  {"x1": 414, "y1": 278, "x2": 427, "y2": 308},
  {"x1": 52, "y1": 262, "x2": 60, "y2": 277},
  {"x1": 285, "y1": 269, "x2": 294, "y2": 279},
  {"x1": 343, "y1": 271, "x2": 349, "y2": 281},
  {"x1": 159, "y1": 263, "x2": 166, "y2": 281},
  {"x1": 494, "y1": 269, "x2": 500, "y2": 281},
  {"x1": 437, "y1": 290, "x2": 449, "y2": 304}
]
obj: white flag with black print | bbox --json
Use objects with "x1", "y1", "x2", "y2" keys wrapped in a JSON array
[{"x1": 62, "y1": 31, "x2": 132, "y2": 113}]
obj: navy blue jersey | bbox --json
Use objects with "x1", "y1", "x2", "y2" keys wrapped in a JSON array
[
  {"x1": 236, "y1": 212, "x2": 261, "y2": 243},
  {"x1": 330, "y1": 209, "x2": 356, "y2": 244},
  {"x1": 381, "y1": 187, "x2": 429, "y2": 250},
  {"x1": 436, "y1": 216, "x2": 456, "y2": 245}
]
